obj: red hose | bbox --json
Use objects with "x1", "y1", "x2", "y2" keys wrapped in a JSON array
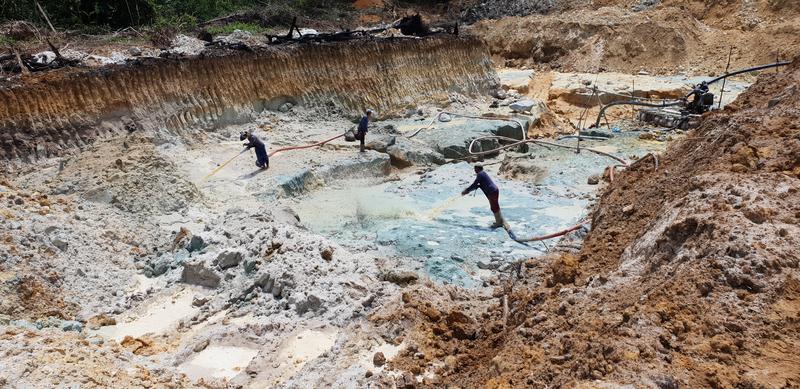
[
  {"x1": 269, "y1": 133, "x2": 345, "y2": 158},
  {"x1": 606, "y1": 164, "x2": 627, "y2": 182},
  {"x1": 466, "y1": 135, "x2": 629, "y2": 166},
  {"x1": 639, "y1": 153, "x2": 659, "y2": 171}
]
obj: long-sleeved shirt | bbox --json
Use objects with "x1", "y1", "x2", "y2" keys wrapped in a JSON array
[
  {"x1": 465, "y1": 171, "x2": 499, "y2": 195},
  {"x1": 245, "y1": 135, "x2": 266, "y2": 151},
  {"x1": 357, "y1": 115, "x2": 369, "y2": 133}
]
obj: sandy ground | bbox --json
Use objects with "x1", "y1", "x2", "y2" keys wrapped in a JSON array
[{"x1": 0, "y1": 103, "x2": 408, "y2": 387}]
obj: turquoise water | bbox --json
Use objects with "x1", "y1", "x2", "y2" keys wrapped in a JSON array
[{"x1": 293, "y1": 133, "x2": 666, "y2": 286}]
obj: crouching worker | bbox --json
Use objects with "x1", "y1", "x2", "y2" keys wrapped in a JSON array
[
  {"x1": 461, "y1": 165, "x2": 505, "y2": 228},
  {"x1": 240, "y1": 131, "x2": 269, "y2": 169}
]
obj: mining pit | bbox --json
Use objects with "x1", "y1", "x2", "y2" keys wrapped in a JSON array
[{"x1": 1, "y1": 3, "x2": 799, "y2": 388}]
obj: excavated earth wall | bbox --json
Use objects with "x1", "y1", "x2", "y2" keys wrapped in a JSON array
[{"x1": 0, "y1": 36, "x2": 497, "y2": 166}]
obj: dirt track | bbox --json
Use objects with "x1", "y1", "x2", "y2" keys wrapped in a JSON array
[{"x1": 380, "y1": 59, "x2": 800, "y2": 388}]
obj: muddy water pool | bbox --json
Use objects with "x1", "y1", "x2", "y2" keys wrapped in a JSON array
[{"x1": 293, "y1": 133, "x2": 667, "y2": 286}]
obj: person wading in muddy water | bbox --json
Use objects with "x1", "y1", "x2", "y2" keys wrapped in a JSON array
[
  {"x1": 355, "y1": 109, "x2": 373, "y2": 152},
  {"x1": 240, "y1": 131, "x2": 269, "y2": 169},
  {"x1": 461, "y1": 164, "x2": 505, "y2": 228}
]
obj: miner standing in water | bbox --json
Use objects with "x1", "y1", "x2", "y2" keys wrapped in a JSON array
[
  {"x1": 240, "y1": 131, "x2": 269, "y2": 169},
  {"x1": 461, "y1": 165, "x2": 505, "y2": 228},
  {"x1": 356, "y1": 109, "x2": 373, "y2": 152}
]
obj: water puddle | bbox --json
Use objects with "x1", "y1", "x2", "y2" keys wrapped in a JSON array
[
  {"x1": 274, "y1": 328, "x2": 339, "y2": 382},
  {"x1": 93, "y1": 289, "x2": 199, "y2": 342},
  {"x1": 180, "y1": 346, "x2": 260, "y2": 380},
  {"x1": 294, "y1": 133, "x2": 666, "y2": 286}
]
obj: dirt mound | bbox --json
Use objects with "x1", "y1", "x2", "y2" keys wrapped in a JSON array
[
  {"x1": 1, "y1": 274, "x2": 78, "y2": 322},
  {"x1": 469, "y1": 4, "x2": 800, "y2": 75},
  {"x1": 53, "y1": 136, "x2": 201, "y2": 215},
  {"x1": 0, "y1": 170, "x2": 178, "y2": 325},
  {"x1": 383, "y1": 59, "x2": 800, "y2": 387}
]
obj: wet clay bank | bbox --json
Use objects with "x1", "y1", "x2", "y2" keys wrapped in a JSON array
[{"x1": 0, "y1": 35, "x2": 496, "y2": 166}]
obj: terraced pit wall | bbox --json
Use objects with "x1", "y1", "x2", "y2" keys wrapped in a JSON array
[{"x1": 0, "y1": 36, "x2": 497, "y2": 165}]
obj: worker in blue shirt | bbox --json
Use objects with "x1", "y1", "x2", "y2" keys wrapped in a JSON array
[
  {"x1": 356, "y1": 109, "x2": 373, "y2": 152},
  {"x1": 462, "y1": 165, "x2": 504, "y2": 228},
  {"x1": 240, "y1": 131, "x2": 269, "y2": 169}
]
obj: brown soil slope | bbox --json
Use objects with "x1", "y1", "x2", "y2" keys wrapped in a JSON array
[
  {"x1": 382, "y1": 59, "x2": 800, "y2": 388},
  {"x1": 470, "y1": 1, "x2": 800, "y2": 75}
]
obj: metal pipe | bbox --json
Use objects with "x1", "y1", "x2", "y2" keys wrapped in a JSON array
[{"x1": 593, "y1": 100, "x2": 684, "y2": 129}]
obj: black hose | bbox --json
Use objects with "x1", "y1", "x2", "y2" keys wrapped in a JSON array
[{"x1": 703, "y1": 61, "x2": 791, "y2": 87}]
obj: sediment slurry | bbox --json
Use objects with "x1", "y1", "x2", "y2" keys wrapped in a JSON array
[{"x1": 0, "y1": 36, "x2": 497, "y2": 165}]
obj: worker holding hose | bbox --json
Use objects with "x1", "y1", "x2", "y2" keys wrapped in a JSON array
[
  {"x1": 461, "y1": 165, "x2": 505, "y2": 229},
  {"x1": 240, "y1": 131, "x2": 269, "y2": 169},
  {"x1": 356, "y1": 109, "x2": 373, "y2": 152}
]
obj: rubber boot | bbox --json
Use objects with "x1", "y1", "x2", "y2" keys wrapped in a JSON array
[{"x1": 491, "y1": 211, "x2": 505, "y2": 228}]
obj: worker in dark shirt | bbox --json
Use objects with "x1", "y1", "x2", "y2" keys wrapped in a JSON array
[
  {"x1": 461, "y1": 165, "x2": 504, "y2": 228},
  {"x1": 240, "y1": 131, "x2": 269, "y2": 169},
  {"x1": 356, "y1": 109, "x2": 373, "y2": 152}
]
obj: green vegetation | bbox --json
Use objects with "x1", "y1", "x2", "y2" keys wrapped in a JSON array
[
  {"x1": 206, "y1": 22, "x2": 265, "y2": 36},
  {"x1": 0, "y1": 0, "x2": 353, "y2": 32},
  {"x1": 0, "y1": 36, "x2": 16, "y2": 47}
]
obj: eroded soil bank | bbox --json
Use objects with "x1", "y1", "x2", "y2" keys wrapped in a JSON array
[{"x1": 0, "y1": 35, "x2": 496, "y2": 166}]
